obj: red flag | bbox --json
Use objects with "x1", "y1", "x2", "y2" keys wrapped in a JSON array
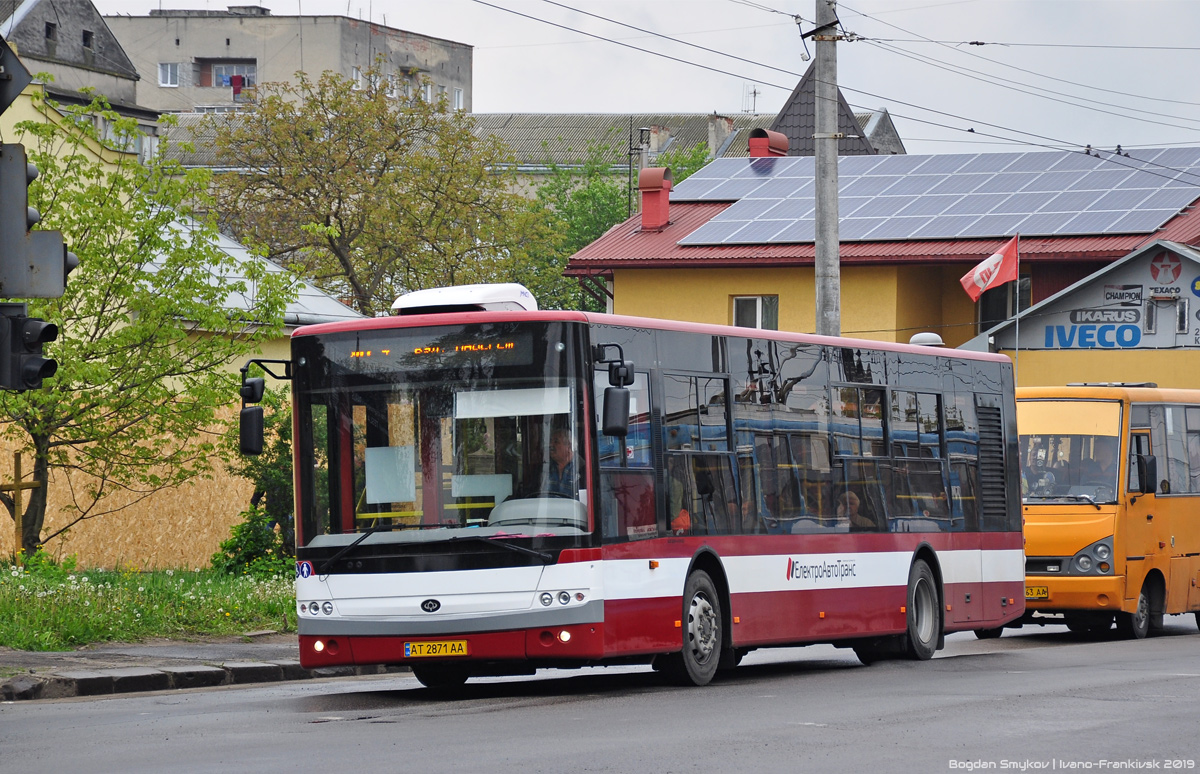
[{"x1": 960, "y1": 235, "x2": 1019, "y2": 301}]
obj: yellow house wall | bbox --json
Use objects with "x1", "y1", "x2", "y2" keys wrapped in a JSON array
[
  {"x1": 615, "y1": 267, "x2": 904, "y2": 341},
  {"x1": 997, "y1": 348, "x2": 1200, "y2": 390},
  {"x1": 612, "y1": 264, "x2": 980, "y2": 348}
]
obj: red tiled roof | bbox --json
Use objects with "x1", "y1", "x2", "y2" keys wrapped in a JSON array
[{"x1": 566, "y1": 199, "x2": 1200, "y2": 274}]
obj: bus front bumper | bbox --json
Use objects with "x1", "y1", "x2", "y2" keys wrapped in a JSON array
[{"x1": 1024, "y1": 575, "x2": 1126, "y2": 614}]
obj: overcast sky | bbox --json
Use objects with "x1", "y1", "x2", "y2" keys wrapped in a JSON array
[{"x1": 92, "y1": 0, "x2": 1200, "y2": 156}]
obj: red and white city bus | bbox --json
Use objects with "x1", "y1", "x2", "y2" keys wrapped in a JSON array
[{"x1": 239, "y1": 284, "x2": 1024, "y2": 687}]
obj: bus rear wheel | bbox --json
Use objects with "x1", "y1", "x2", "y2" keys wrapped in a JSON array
[
  {"x1": 662, "y1": 570, "x2": 723, "y2": 686},
  {"x1": 1116, "y1": 585, "x2": 1151, "y2": 640},
  {"x1": 905, "y1": 559, "x2": 940, "y2": 660},
  {"x1": 411, "y1": 664, "x2": 471, "y2": 689}
]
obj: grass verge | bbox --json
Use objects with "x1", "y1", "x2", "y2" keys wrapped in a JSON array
[{"x1": 1, "y1": 560, "x2": 295, "y2": 651}]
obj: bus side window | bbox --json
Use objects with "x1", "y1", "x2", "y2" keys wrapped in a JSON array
[
  {"x1": 1187, "y1": 407, "x2": 1200, "y2": 493},
  {"x1": 1127, "y1": 432, "x2": 1149, "y2": 493}
]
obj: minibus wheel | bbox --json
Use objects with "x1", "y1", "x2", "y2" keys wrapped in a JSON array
[{"x1": 1116, "y1": 585, "x2": 1151, "y2": 639}]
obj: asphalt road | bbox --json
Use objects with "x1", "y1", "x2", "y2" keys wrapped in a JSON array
[{"x1": 3, "y1": 619, "x2": 1199, "y2": 774}]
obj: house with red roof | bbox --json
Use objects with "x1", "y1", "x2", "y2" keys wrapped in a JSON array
[{"x1": 566, "y1": 134, "x2": 1200, "y2": 387}]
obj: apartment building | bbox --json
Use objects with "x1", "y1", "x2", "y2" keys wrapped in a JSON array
[{"x1": 104, "y1": 5, "x2": 472, "y2": 113}]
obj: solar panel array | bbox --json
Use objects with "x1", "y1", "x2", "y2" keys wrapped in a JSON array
[{"x1": 669, "y1": 148, "x2": 1200, "y2": 246}]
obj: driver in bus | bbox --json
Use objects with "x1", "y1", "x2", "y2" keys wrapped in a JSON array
[
  {"x1": 545, "y1": 428, "x2": 579, "y2": 497},
  {"x1": 1082, "y1": 437, "x2": 1118, "y2": 484}
]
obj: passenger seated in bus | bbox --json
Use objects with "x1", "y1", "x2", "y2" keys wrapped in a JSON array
[
  {"x1": 839, "y1": 491, "x2": 878, "y2": 532},
  {"x1": 544, "y1": 428, "x2": 579, "y2": 497}
]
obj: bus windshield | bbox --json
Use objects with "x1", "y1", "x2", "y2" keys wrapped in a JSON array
[
  {"x1": 293, "y1": 321, "x2": 586, "y2": 548},
  {"x1": 1017, "y1": 399, "x2": 1122, "y2": 504}
]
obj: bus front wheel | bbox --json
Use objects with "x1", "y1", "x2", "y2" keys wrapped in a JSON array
[
  {"x1": 973, "y1": 627, "x2": 1003, "y2": 640},
  {"x1": 1116, "y1": 585, "x2": 1151, "y2": 640},
  {"x1": 905, "y1": 559, "x2": 940, "y2": 660},
  {"x1": 662, "y1": 570, "x2": 723, "y2": 686}
]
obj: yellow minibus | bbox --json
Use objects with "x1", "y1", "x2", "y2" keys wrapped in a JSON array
[{"x1": 1016, "y1": 384, "x2": 1200, "y2": 637}]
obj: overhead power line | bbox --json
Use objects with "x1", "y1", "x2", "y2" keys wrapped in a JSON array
[{"x1": 464, "y1": 0, "x2": 1200, "y2": 188}]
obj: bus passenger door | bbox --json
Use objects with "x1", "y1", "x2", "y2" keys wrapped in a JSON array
[{"x1": 1123, "y1": 431, "x2": 1164, "y2": 608}]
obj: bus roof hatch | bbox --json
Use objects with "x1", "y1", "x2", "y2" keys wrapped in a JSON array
[{"x1": 391, "y1": 283, "x2": 539, "y2": 315}]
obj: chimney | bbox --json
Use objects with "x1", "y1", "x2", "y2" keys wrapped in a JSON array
[
  {"x1": 648, "y1": 125, "x2": 670, "y2": 154},
  {"x1": 707, "y1": 113, "x2": 733, "y2": 158},
  {"x1": 748, "y1": 128, "x2": 788, "y2": 157},
  {"x1": 638, "y1": 167, "x2": 673, "y2": 232}
]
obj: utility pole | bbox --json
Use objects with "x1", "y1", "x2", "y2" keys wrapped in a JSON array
[{"x1": 813, "y1": 0, "x2": 842, "y2": 336}]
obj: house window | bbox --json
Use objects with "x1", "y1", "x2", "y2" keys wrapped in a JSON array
[
  {"x1": 158, "y1": 63, "x2": 180, "y2": 87},
  {"x1": 421, "y1": 82, "x2": 432, "y2": 102},
  {"x1": 45, "y1": 22, "x2": 57, "y2": 40},
  {"x1": 352, "y1": 66, "x2": 363, "y2": 90},
  {"x1": 453, "y1": 88, "x2": 464, "y2": 110},
  {"x1": 733, "y1": 296, "x2": 779, "y2": 330},
  {"x1": 82, "y1": 30, "x2": 94, "y2": 49}
]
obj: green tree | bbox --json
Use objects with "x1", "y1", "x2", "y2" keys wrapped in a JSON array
[
  {"x1": 532, "y1": 143, "x2": 631, "y2": 311},
  {"x1": 0, "y1": 93, "x2": 296, "y2": 557},
  {"x1": 212, "y1": 66, "x2": 558, "y2": 317},
  {"x1": 656, "y1": 141, "x2": 711, "y2": 184}
]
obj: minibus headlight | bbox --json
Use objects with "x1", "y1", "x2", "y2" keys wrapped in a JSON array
[
  {"x1": 1076, "y1": 555, "x2": 1093, "y2": 572},
  {"x1": 1094, "y1": 544, "x2": 1111, "y2": 561}
]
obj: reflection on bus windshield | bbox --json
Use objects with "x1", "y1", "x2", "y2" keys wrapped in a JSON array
[{"x1": 1020, "y1": 434, "x2": 1120, "y2": 503}]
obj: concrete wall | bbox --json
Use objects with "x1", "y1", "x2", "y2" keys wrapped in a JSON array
[{"x1": 104, "y1": 14, "x2": 472, "y2": 113}]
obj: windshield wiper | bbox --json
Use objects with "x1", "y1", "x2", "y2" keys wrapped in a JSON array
[
  {"x1": 317, "y1": 523, "x2": 394, "y2": 576},
  {"x1": 1024, "y1": 494, "x2": 1104, "y2": 510},
  {"x1": 448, "y1": 534, "x2": 554, "y2": 564}
]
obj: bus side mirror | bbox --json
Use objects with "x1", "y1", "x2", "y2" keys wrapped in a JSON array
[
  {"x1": 240, "y1": 406, "x2": 264, "y2": 455},
  {"x1": 1137, "y1": 454, "x2": 1157, "y2": 495},
  {"x1": 602, "y1": 387, "x2": 630, "y2": 437},
  {"x1": 240, "y1": 376, "x2": 265, "y2": 404}
]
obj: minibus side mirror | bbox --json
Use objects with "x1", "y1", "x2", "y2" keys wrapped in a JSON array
[
  {"x1": 1137, "y1": 454, "x2": 1157, "y2": 495},
  {"x1": 240, "y1": 406, "x2": 265, "y2": 456},
  {"x1": 602, "y1": 387, "x2": 630, "y2": 437}
]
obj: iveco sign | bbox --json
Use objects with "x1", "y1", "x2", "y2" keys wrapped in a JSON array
[{"x1": 1043, "y1": 324, "x2": 1142, "y2": 348}]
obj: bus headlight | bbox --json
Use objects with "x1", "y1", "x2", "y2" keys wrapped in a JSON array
[
  {"x1": 558, "y1": 591, "x2": 571, "y2": 605},
  {"x1": 540, "y1": 592, "x2": 554, "y2": 606},
  {"x1": 1094, "y1": 543, "x2": 1111, "y2": 561},
  {"x1": 1076, "y1": 555, "x2": 1093, "y2": 572}
]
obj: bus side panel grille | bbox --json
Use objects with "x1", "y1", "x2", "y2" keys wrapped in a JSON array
[{"x1": 977, "y1": 404, "x2": 1007, "y2": 529}]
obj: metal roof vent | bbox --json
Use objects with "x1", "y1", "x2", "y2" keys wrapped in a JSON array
[
  {"x1": 908, "y1": 332, "x2": 945, "y2": 347},
  {"x1": 391, "y1": 283, "x2": 538, "y2": 315}
]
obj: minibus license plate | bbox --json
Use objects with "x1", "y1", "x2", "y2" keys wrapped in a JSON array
[
  {"x1": 1025, "y1": 586, "x2": 1049, "y2": 600},
  {"x1": 405, "y1": 640, "x2": 468, "y2": 658}
]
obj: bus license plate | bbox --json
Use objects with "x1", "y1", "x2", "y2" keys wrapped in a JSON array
[
  {"x1": 1025, "y1": 586, "x2": 1049, "y2": 600},
  {"x1": 404, "y1": 640, "x2": 468, "y2": 658}
]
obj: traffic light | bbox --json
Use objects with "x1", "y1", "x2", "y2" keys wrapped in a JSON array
[
  {"x1": 0, "y1": 143, "x2": 77, "y2": 298},
  {"x1": 0, "y1": 303, "x2": 58, "y2": 391}
]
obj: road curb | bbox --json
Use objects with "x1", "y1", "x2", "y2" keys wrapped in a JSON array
[{"x1": 1, "y1": 661, "x2": 408, "y2": 701}]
